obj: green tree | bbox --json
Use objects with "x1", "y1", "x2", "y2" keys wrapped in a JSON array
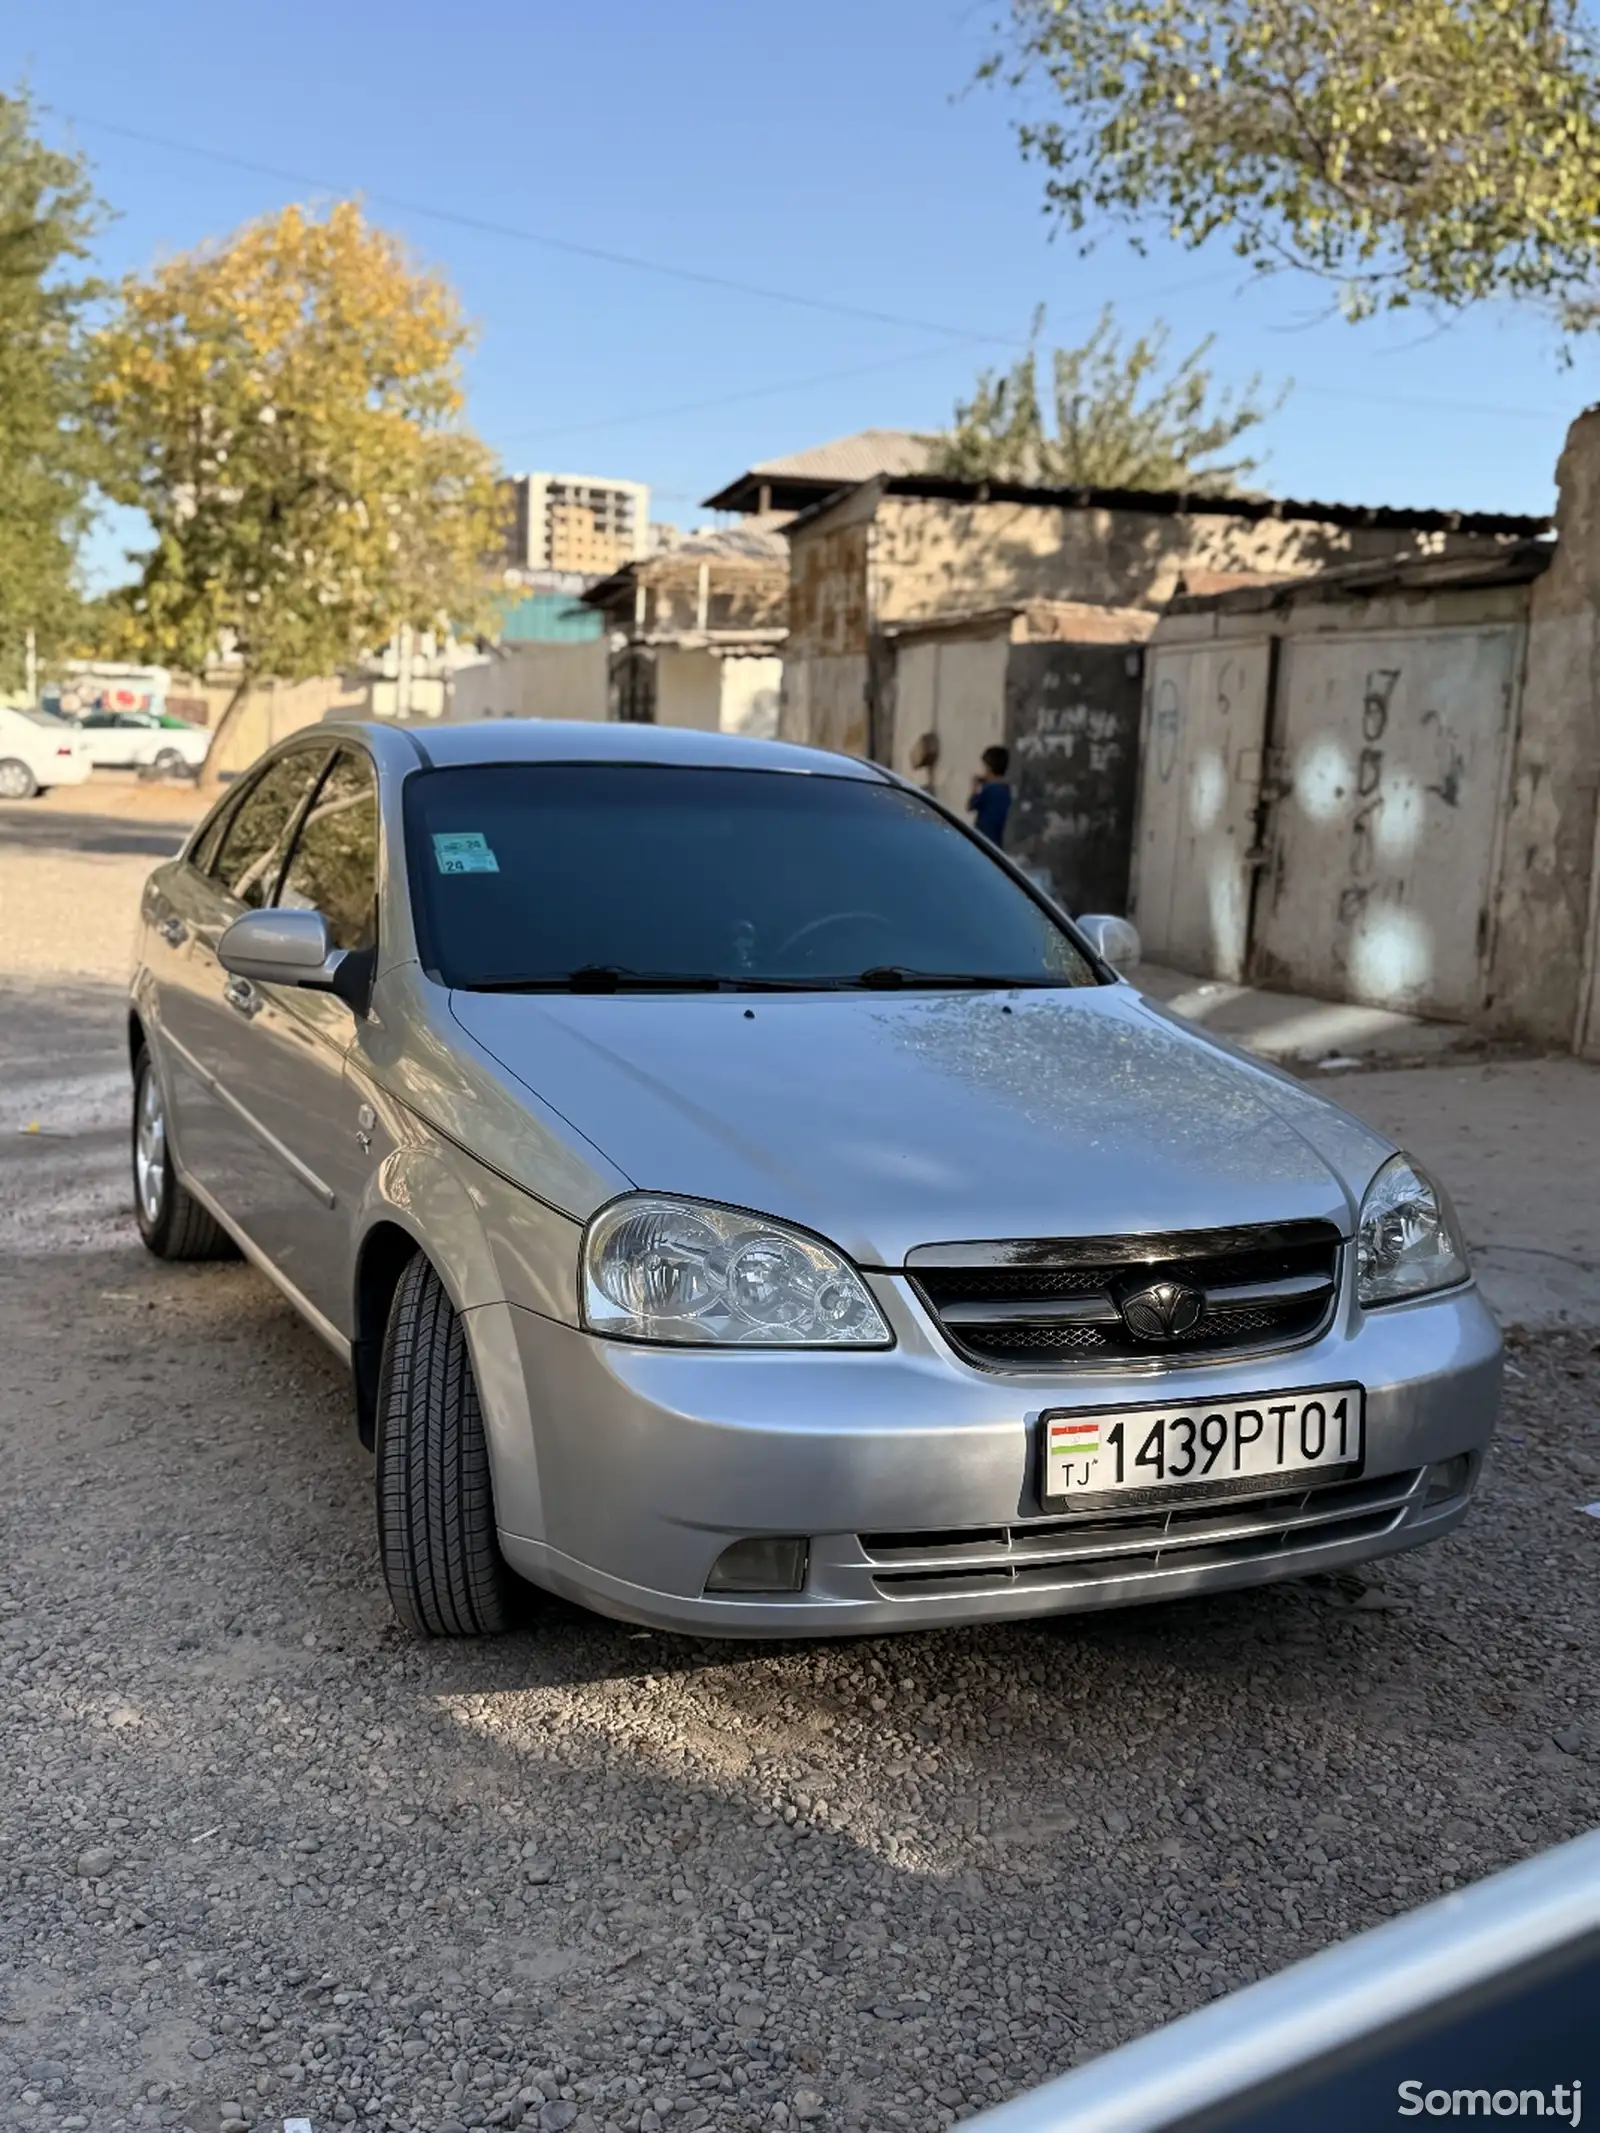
[
  {"x1": 930, "y1": 306, "x2": 1282, "y2": 491},
  {"x1": 985, "y1": 0, "x2": 1600, "y2": 325},
  {"x1": 91, "y1": 199, "x2": 502, "y2": 782},
  {"x1": 0, "y1": 90, "x2": 103, "y2": 692}
]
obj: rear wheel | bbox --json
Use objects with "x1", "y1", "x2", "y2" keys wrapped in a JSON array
[
  {"x1": 375, "y1": 1253, "x2": 516, "y2": 1637},
  {"x1": 0, "y1": 758, "x2": 39, "y2": 800},
  {"x1": 150, "y1": 747, "x2": 186, "y2": 778},
  {"x1": 132, "y1": 1048, "x2": 237, "y2": 1260}
]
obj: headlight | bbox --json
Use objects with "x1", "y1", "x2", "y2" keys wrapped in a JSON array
[
  {"x1": 1356, "y1": 1154, "x2": 1469, "y2": 1306},
  {"x1": 582, "y1": 1195, "x2": 893, "y2": 1347}
]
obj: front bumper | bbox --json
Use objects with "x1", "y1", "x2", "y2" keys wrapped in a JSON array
[{"x1": 494, "y1": 1272, "x2": 1502, "y2": 1638}]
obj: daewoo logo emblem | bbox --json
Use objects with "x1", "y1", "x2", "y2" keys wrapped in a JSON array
[{"x1": 1119, "y1": 1278, "x2": 1205, "y2": 1342}]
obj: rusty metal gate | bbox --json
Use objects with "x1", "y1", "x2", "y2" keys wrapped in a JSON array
[
  {"x1": 1253, "y1": 629, "x2": 1523, "y2": 1018},
  {"x1": 1130, "y1": 640, "x2": 1272, "y2": 981}
]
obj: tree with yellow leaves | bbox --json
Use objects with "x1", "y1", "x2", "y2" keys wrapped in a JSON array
[{"x1": 92, "y1": 201, "x2": 501, "y2": 781}]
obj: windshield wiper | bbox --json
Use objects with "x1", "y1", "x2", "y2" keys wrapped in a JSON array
[
  {"x1": 467, "y1": 966, "x2": 719, "y2": 993},
  {"x1": 851, "y1": 966, "x2": 1064, "y2": 990},
  {"x1": 463, "y1": 964, "x2": 1074, "y2": 995},
  {"x1": 465, "y1": 967, "x2": 830, "y2": 994}
]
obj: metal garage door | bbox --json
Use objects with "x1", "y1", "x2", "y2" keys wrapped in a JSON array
[
  {"x1": 1131, "y1": 641, "x2": 1272, "y2": 981},
  {"x1": 1253, "y1": 628, "x2": 1522, "y2": 1018}
]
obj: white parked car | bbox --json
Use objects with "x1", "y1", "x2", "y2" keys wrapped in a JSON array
[
  {"x1": 0, "y1": 705, "x2": 94, "y2": 798},
  {"x1": 74, "y1": 709, "x2": 211, "y2": 775}
]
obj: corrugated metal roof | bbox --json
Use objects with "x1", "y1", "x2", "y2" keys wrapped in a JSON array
[
  {"x1": 883, "y1": 600, "x2": 1156, "y2": 645},
  {"x1": 783, "y1": 471, "x2": 1553, "y2": 541},
  {"x1": 1163, "y1": 537, "x2": 1555, "y2": 615}
]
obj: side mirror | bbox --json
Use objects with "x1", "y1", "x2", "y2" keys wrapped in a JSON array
[
  {"x1": 218, "y1": 908, "x2": 372, "y2": 1013},
  {"x1": 1076, "y1": 913, "x2": 1142, "y2": 974}
]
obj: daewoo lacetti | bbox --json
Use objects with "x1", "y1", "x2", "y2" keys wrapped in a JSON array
[{"x1": 128, "y1": 721, "x2": 1500, "y2": 1637}]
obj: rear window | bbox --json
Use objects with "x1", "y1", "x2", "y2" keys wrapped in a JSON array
[{"x1": 403, "y1": 761, "x2": 1096, "y2": 992}]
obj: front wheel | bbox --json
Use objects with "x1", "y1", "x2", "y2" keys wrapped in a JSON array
[
  {"x1": 0, "y1": 758, "x2": 39, "y2": 800},
  {"x1": 150, "y1": 747, "x2": 186, "y2": 778},
  {"x1": 375, "y1": 1253, "x2": 516, "y2": 1637},
  {"x1": 132, "y1": 1048, "x2": 238, "y2": 1260}
]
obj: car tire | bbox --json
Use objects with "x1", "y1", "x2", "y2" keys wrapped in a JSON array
[
  {"x1": 0, "y1": 758, "x2": 39, "y2": 800},
  {"x1": 375, "y1": 1252, "x2": 516, "y2": 1637},
  {"x1": 132, "y1": 1047, "x2": 239, "y2": 1260},
  {"x1": 151, "y1": 747, "x2": 186, "y2": 778}
]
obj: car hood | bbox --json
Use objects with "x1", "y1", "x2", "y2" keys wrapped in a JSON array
[{"x1": 448, "y1": 983, "x2": 1394, "y2": 1266}]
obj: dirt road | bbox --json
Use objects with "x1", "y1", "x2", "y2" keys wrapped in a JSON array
[{"x1": 2, "y1": 790, "x2": 1597, "y2": 2133}]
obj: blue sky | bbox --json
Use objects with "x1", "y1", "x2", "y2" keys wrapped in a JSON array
[{"x1": 10, "y1": 0, "x2": 1590, "y2": 584}]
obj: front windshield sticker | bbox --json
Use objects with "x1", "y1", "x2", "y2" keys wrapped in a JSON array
[{"x1": 432, "y1": 831, "x2": 500, "y2": 876}]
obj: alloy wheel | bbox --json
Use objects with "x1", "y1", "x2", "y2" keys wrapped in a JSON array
[{"x1": 135, "y1": 1066, "x2": 167, "y2": 1227}]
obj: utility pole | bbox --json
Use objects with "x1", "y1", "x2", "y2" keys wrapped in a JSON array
[{"x1": 24, "y1": 630, "x2": 37, "y2": 709}]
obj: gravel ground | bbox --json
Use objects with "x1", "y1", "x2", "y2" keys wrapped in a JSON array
[{"x1": 2, "y1": 796, "x2": 1599, "y2": 2133}]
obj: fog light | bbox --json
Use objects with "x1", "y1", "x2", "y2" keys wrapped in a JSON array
[
  {"x1": 1424, "y1": 1454, "x2": 1472, "y2": 1506},
  {"x1": 705, "y1": 1537, "x2": 808, "y2": 1594}
]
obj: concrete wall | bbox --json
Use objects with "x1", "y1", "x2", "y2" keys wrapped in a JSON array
[
  {"x1": 786, "y1": 505, "x2": 874, "y2": 659},
  {"x1": 449, "y1": 641, "x2": 608, "y2": 724},
  {"x1": 719, "y1": 656, "x2": 782, "y2": 738},
  {"x1": 1487, "y1": 409, "x2": 1600, "y2": 1051},
  {"x1": 655, "y1": 648, "x2": 723, "y2": 732},
  {"x1": 166, "y1": 674, "x2": 368, "y2": 780},
  {"x1": 872, "y1": 495, "x2": 1366, "y2": 624},
  {"x1": 787, "y1": 492, "x2": 1515, "y2": 653},
  {"x1": 781, "y1": 486, "x2": 1523, "y2": 775},
  {"x1": 780, "y1": 653, "x2": 870, "y2": 754}
]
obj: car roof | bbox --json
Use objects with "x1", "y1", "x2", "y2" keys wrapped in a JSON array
[{"x1": 320, "y1": 717, "x2": 888, "y2": 782}]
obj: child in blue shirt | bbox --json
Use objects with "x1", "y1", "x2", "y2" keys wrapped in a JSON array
[{"x1": 967, "y1": 745, "x2": 1013, "y2": 847}]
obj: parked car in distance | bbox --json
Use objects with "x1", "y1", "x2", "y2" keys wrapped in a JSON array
[
  {"x1": 74, "y1": 707, "x2": 210, "y2": 775},
  {"x1": 0, "y1": 704, "x2": 94, "y2": 798},
  {"x1": 128, "y1": 721, "x2": 1501, "y2": 1639}
]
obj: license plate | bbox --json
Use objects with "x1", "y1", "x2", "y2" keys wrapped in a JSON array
[{"x1": 1041, "y1": 1385, "x2": 1364, "y2": 1511}]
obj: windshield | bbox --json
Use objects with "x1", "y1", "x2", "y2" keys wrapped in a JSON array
[{"x1": 404, "y1": 762, "x2": 1099, "y2": 992}]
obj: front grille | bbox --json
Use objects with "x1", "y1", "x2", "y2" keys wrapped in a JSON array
[
  {"x1": 860, "y1": 1469, "x2": 1421, "y2": 1598},
  {"x1": 909, "y1": 1220, "x2": 1342, "y2": 1369}
]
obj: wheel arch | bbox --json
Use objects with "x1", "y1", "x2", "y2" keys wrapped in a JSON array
[
  {"x1": 352, "y1": 1218, "x2": 424, "y2": 1448},
  {"x1": 350, "y1": 1150, "x2": 547, "y2": 1542}
]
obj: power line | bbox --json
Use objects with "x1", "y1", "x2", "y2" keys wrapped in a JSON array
[
  {"x1": 63, "y1": 108, "x2": 1238, "y2": 355},
  {"x1": 494, "y1": 336, "x2": 1006, "y2": 450},
  {"x1": 62, "y1": 110, "x2": 1014, "y2": 344},
  {"x1": 63, "y1": 109, "x2": 1571, "y2": 433}
]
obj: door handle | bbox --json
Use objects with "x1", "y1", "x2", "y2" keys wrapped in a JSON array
[
  {"x1": 223, "y1": 974, "x2": 261, "y2": 1019},
  {"x1": 158, "y1": 916, "x2": 188, "y2": 946}
]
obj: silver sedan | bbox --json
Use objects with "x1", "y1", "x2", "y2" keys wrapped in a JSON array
[{"x1": 128, "y1": 720, "x2": 1501, "y2": 1637}]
